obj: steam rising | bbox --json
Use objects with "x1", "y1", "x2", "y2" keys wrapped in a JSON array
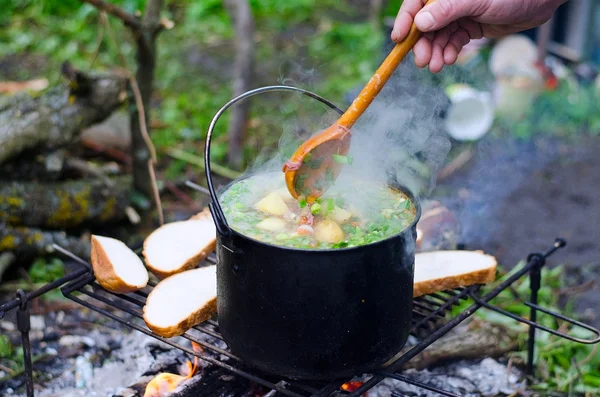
[{"x1": 237, "y1": 53, "x2": 451, "y2": 206}]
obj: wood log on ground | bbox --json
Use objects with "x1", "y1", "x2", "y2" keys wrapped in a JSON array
[
  {"x1": 0, "y1": 176, "x2": 131, "y2": 229},
  {"x1": 385, "y1": 320, "x2": 519, "y2": 370},
  {"x1": 0, "y1": 63, "x2": 127, "y2": 164},
  {"x1": 0, "y1": 224, "x2": 90, "y2": 259},
  {"x1": 0, "y1": 150, "x2": 65, "y2": 182}
]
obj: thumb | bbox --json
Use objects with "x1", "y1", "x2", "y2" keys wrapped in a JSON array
[{"x1": 415, "y1": 0, "x2": 482, "y2": 31}]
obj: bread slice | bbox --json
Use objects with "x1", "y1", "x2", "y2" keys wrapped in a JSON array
[
  {"x1": 413, "y1": 250, "x2": 497, "y2": 297},
  {"x1": 90, "y1": 235, "x2": 149, "y2": 293},
  {"x1": 143, "y1": 208, "x2": 216, "y2": 279},
  {"x1": 143, "y1": 265, "x2": 217, "y2": 338}
]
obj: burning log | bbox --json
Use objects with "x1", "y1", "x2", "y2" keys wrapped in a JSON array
[
  {"x1": 144, "y1": 342, "x2": 203, "y2": 397},
  {"x1": 0, "y1": 62, "x2": 127, "y2": 165},
  {"x1": 0, "y1": 176, "x2": 131, "y2": 229}
]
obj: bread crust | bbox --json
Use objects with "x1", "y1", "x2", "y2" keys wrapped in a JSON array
[
  {"x1": 143, "y1": 295, "x2": 217, "y2": 338},
  {"x1": 144, "y1": 244, "x2": 216, "y2": 279},
  {"x1": 142, "y1": 208, "x2": 216, "y2": 279},
  {"x1": 90, "y1": 235, "x2": 147, "y2": 293},
  {"x1": 413, "y1": 266, "x2": 496, "y2": 297},
  {"x1": 413, "y1": 250, "x2": 497, "y2": 297}
]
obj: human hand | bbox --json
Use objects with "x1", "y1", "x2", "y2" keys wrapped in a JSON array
[{"x1": 391, "y1": 0, "x2": 567, "y2": 73}]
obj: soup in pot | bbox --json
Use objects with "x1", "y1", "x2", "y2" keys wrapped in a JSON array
[{"x1": 219, "y1": 172, "x2": 416, "y2": 249}]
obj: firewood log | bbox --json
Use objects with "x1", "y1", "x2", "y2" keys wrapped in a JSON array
[
  {"x1": 0, "y1": 223, "x2": 90, "y2": 259},
  {"x1": 0, "y1": 176, "x2": 131, "y2": 228},
  {"x1": 0, "y1": 63, "x2": 127, "y2": 164}
]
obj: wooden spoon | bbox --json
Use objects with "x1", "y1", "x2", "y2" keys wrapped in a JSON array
[{"x1": 283, "y1": 1, "x2": 434, "y2": 202}]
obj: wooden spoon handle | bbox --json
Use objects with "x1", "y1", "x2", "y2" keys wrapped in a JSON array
[{"x1": 337, "y1": 0, "x2": 435, "y2": 129}]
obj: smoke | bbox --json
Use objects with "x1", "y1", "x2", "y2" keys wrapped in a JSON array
[
  {"x1": 235, "y1": 50, "x2": 452, "y2": 211},
  {"x1": 341, "y1": 58, "x2": 452, "y2": 197}
]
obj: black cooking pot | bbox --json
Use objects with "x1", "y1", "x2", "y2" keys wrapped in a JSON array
[{"x1": 204, "y1": 86, "x2": 421, "y2": 380}]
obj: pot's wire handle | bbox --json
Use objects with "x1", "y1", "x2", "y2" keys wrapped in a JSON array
[{"x1": 204, "y1": 85, "x2": 344, "y2": 235}]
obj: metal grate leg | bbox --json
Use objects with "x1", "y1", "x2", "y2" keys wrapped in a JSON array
[
  {"x1": 526, "y1": 254, "x2": 543, "y2": 378},
  {"x1": 16, "y1": 289, "x2": 34, "y2": 397}
]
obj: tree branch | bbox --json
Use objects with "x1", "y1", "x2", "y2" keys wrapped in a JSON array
[
  {"x1": 82, "y1": 0, "x2": 141, "y2": 30},
  {"x1": 101, "y1": 11, "x2": 164, "y2": 225},
  {"x1": 223, "y1": 0, "x2": 255, "y2": 170}
]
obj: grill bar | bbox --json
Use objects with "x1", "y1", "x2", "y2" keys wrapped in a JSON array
[
  {"x1": 384, "y1": 372, "x2": 461, "y2": 397},
  {"x1": 63, "y1": 290, "x2": 305, "y2": 397}
]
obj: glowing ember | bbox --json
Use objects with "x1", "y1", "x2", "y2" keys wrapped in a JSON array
[
  {"x1": 143, "y1": 342, "x2": 203, "y2": 397},
  {"x1": 340, "y1": 381, "x2": 364, "y2": 392}
]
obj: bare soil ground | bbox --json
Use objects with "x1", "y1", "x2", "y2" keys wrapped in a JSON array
[{"x1": 435, "y1": 135, "x2": 600, "y2": 328}]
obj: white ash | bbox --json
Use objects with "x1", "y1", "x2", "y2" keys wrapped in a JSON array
[
  {"x1": 59, "y1": 335, "x2": 97, "y2": 348},
  {"x1": 14, "y1": 330, "x2": 186, "y2": 397},
  {"x1": 360, "y1": 358, "x2": 524, "y2": 397},
  {"x1": 29, "y1": 315, "x2": 46, "y2": 331}
]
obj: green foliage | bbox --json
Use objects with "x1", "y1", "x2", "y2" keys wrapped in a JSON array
[
  {"x1": 0, "y1": 335, "x2": 13, "y2": 359},
  {"x1": 308, "y1": 21, "x2": 382, "y2": 100},
  {"x1": 26, "y1": 257, "x2": 66, "y2": 301},
  {"x1": 452, "y1": 263, "x2": 600, "y2": 393},
  {"x1": 505, "y1": 79, "x2": 600, "y2": 139},
  {"x1": 2, "y1": 0, "x2": 382, "y2": 172},
  {"x1": 382, "y1": 0, "x2": 404, "y2": 19},
  {"x1": 0, "y1": 334, "x2": 24, "y2": 375},
  {"x1": 28, "y1": 257, "x2": 65, "y2": 283}
]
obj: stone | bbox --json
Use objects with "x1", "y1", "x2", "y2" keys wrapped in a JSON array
[
  {"x1": 29, "y1": 315, "x2": 45, "y2": 330},
  {"x1": 417, "y1": 200, "x2": 461, "y2": 252}
]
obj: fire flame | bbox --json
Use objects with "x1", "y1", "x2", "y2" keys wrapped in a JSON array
[
  {"x1": 143, "y1": 342, "x2": 203, "y2": 397},
  {"x1": 340, "y1": 381, "x2": 364, "y2": 392}
]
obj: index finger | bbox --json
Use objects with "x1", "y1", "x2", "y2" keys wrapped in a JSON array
[{"x1": 391, "y1": 0, "x2": 427, "y2": 42}]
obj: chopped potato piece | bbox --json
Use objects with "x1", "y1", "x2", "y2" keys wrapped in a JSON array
[
  {"x1": 254, "y1": 192, "x2": 289, "y2": 216},
  {"x1": 256, "y1": 217, "x2": 288, "y2": 232},
  {"x1": 327, "y1": 206, "x2": 352, "y2": 224},
  {"x1": 314, "y1": 220, "x2": 345, "y2": 244}
]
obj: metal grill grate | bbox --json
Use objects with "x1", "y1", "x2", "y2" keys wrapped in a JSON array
[
  {"x1": 59, "y1": 250, "x2": 475, "y2": 397},
  {"x1": 4, "y1": 239, "x2": 600, "y2": 397}
]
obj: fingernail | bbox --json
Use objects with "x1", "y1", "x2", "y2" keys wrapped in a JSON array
[{"x1": 415, "y1": 11, "x2": 435, "y2": 30}]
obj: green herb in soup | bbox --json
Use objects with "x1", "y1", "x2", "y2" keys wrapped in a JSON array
[{"x1": 219, "y1": 173, "x2": 416, "y2": 249}]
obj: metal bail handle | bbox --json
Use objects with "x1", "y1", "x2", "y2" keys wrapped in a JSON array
[{"x1": 204, "y1": 85, "x2": 344, "y2": 235}]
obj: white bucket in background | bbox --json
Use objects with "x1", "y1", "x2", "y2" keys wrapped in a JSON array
[
  {"x1": 493, "y1": 65, "x2": 544, "y2": 121},
  {"x1": 443, "y1": 84, "x2": 495, "y2": 141}
]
